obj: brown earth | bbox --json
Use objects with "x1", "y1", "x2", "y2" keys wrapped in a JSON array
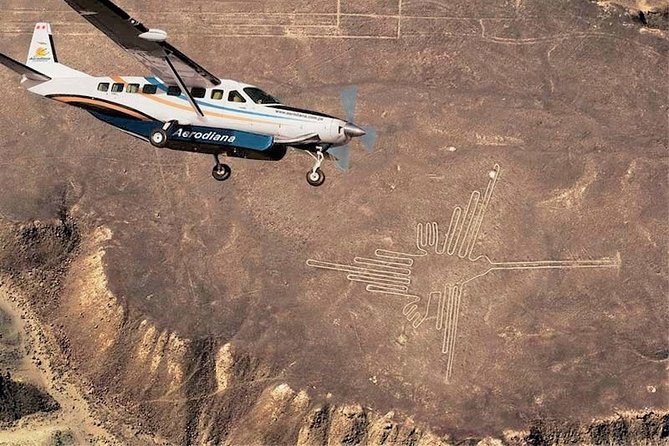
[{"x1": 0, "y1": 0, "x2": 668, "y2": 444}]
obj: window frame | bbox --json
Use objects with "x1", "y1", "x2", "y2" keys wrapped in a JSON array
[
  {"x1": 111, "y1": 83, "x2": 124, "y2": 93},
  {"x1": 211, "y1": 89, "x2": 224, "y2": 100},
  {"x1": 97, "y1": 82, "x2": 110, "y2": 92},
  {"x1": 126, "y1": 83, "x2": 140, "y2": 93}
]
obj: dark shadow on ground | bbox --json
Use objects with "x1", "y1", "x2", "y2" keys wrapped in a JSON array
[{"x1": 0, "y1": 371, "x2": 60, "y2": 423}]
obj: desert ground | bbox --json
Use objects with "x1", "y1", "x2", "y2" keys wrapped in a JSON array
[{"x1": 0, "y1": 0, "x2": 667, "y2": 444}]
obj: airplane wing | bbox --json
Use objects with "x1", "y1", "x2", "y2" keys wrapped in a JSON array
[{"x1": 63, "y1": 0, "x2": 220, "y2": 88}]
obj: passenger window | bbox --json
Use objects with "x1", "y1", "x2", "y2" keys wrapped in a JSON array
[
  {"x1": 142, "y1": 84, "x2": 157, "y2": 94},
  {"x1": 111, "y1": 83, "x2": 124, "y2": 93},
  {"x1": 167, "y1": 86, "x2": 181, "y2": 96},
  {"x1": 191, "y1": 87, "x2": 206, "y2": 98},
  {"x1": 126, "y1": 83, "x2": 140, "y2": 93},
  {"x1": 97, "y1": 82, "x2": 109, "y2": 92},
  {"x1": 211, "y1": 89, "x2": 224, "y2": 100},
  {"x1": 228, "y1": 90, "x2": 246, "y2": 103}
]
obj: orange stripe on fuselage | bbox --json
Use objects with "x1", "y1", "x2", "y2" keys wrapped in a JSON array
[
  {"x1": 115, "y1": 76, "x2": 278, "y2": 125},
  {"x1": 139, "y1": 93, "x2": 270, "y2": 124},
  {"x1": 53, "y1": 96, "x2": 150, "y2": 121}
]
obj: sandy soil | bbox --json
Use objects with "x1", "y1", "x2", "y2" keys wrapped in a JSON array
[{"x1": 0, "y1": 281, "x2": 119, "y2": 445}]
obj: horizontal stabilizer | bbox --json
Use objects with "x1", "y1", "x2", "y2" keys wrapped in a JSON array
[{"x1": 0, "y1": 52, "x2": 51, "y2": 81}]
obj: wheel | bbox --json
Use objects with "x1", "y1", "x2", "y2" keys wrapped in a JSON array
[
  {"x1": 212, "y1": 163, "x2": 232, "y2": 181},
  {"x1": 150, "y1": 128, "x2": 168, "y2": 147},
  {"x1": 306, "y1": 168, "x2": 325, "y2": 187}
]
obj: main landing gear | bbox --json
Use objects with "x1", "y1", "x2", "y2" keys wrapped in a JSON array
[
  {"x1": 306, "y1": 149, "x2": 326, "y2": 187},
  {"x1": 212, "y1": 154, "x2": 232, "y2": 182},
  {"x1": 149, "y1": 120, "x2": 175, "y2": 148}
]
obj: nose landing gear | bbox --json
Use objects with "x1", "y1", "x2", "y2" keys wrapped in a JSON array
[
  {"x1": 307, "y1": 168, "x2": 325, "y2": 187},
  {"x1": 306, "y1": 149, "x2": 326, "y2": 187}
]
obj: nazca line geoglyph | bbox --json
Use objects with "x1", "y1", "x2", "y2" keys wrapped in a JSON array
[
  {"x1": 306, "y1": 164, "x2": 619, "y2": 382},
  {"x1": 6, "y1": 0, "x2": 623, "y2": 43}
]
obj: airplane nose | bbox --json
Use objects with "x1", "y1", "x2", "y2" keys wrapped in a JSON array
[{"x1": 343, "y1": 123, "x2": 366, "y2": 138}]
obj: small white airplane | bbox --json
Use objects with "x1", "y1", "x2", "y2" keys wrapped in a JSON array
[{"x1": 0, "y1": 0, "x2": 375, "y2": 186}]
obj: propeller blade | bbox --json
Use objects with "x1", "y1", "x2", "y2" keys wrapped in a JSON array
[
  {"x1": 337, "y1": 85, "x2": 376, "y2": 167},
  {"x1": 328, "y1": 146, "x2": 350, "y2": 172},
  {"x1": 361, "y1": 127, "x2": 377, "y2": 153},
  {"x1": 340, "y1": 86, "x2": 358, "y2": 123}
]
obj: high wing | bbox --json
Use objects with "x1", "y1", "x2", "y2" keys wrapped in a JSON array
[{"x1": 63, "y1": 0, "x2": 220, "y2": 88}]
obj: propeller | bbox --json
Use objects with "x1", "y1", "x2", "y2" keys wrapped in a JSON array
[{"x1": 328, "y1": 86, "x2": 377, "y2": 171}]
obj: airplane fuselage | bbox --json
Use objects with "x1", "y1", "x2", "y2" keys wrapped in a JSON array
[
  {"x1": 23, "y1": 74, "x2": 351, "y2": 150},
  {"x1": 2, "y1": 9, "x2": 369, "y2": 185}
]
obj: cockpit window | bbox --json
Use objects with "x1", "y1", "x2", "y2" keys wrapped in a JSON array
[{"x1": 243, "y1": 87, "x2": 280, "y2": 105}]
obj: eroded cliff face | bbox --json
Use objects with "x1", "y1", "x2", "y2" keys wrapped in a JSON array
[
  {"x1": 0, "y1": 215, "x2": 667, "y2": 445},
  {"x1": 0, "y1": 215, "x2": 452, "y2": 444},
  {"x1": 596, "y1": 0, "x2": 669, "y2": 29}
]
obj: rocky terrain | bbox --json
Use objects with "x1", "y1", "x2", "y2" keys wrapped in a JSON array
[{"x1": 600, "y1": 0, "x2": 668, "y2": 28}]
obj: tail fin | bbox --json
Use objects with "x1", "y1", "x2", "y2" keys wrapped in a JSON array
[
  {"x1": 27, "y1": 23, "x2": 57, "y2": 66},
  {"x1": 24, "y1": 23, "x2": 87, "y2": 78}
]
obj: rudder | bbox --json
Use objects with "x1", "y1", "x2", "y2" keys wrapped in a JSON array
[
  {"x1": 23, "y1": 22, "x2": 87, "y2": 78},
  {"x1": 26, "y1": 23, "x2": 57, "y2": 66}
]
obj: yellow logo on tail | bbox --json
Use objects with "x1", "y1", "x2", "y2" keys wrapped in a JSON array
[{"x1": 35, "y1": 47, "x2": 49, "y2": 57}]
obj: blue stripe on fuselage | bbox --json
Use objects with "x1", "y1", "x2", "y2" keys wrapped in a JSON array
[
  {"x1": 144, "y1": 77, "x2": 310, "y2": 122},
  {"x1": 89, "y1": 110, "x2": 158, "y2": 139}
]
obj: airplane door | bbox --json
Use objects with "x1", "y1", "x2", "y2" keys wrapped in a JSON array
[{"x1": 228, "y1": 90, "x2": 255, "y2": 131}]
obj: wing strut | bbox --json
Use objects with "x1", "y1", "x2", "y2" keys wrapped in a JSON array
[{"x1": 164, "y1": 55, "x2": 205, "y2": 118}]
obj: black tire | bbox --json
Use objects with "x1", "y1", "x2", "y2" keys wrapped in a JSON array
[
  {"x1": 306, "y1": 168, "x2": 325, "y2": 187},
  {"x1": 150, "y1": 128, "x2": 168, "y2": 148},
  {"x1": 212, "y1": 163, "x2": 232, "y2": 181}
]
